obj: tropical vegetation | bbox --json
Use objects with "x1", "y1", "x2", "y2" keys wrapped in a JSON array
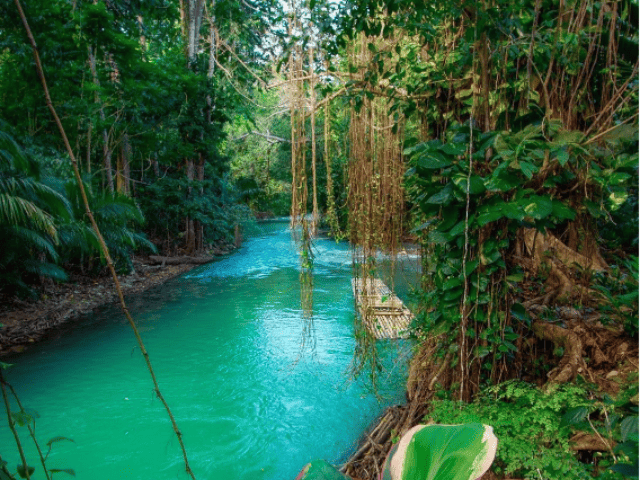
[{"x1": 0, "y1": 0, "x2": 637, "y2": 478}]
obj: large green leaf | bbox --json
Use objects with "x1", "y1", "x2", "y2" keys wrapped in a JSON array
[
  {"x1": 551, "y1": 200, "x2": 576, "y2": 221},
  {"x1": 16, "y1": 465, "x2": 34, "y2": 479},
  {"x1": 381, "y1": 423, "x2": 498, "y2": 480},
  {"x1": 477, "y1": 209, "x2": 504, "y2": 227},
  {"x1": 417, "y1": 153, "x2": 453, "y2": 170},
  {"x1": 452, "y1": 175, "x2": 485, "y2": 195},
  {"x1": 48, "y1": 469, "x2": 76, "y2": 477},
  {"x1": 518, "y1": 195, "x2": 553, "y2": 220},
  {"x1": 425, "y1": 184, "x2": 454, "y2": 205}
]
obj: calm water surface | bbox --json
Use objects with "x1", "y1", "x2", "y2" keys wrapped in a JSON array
[{"x1": 1, "y1": 221, "x2": 416, "y2": 479}]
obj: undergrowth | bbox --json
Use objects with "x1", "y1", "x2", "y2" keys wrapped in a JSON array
[{"x1": 426, "y1": 379, "x2": 639, "y2": 480}]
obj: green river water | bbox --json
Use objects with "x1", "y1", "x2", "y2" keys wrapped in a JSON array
[{"x1": 1, "y1": 221, "x2": 417, "y2": 480}]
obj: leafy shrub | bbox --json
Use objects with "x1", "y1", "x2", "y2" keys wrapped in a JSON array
[
  {"x1": 593, "y1": 256, "x2": 639, "y2": 338},
  {"x1": 426, "y1": 381, "x2": 634, "y2": 480}
]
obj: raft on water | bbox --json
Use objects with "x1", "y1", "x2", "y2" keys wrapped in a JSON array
[{"x1": 351, "y1": 277, "x2": 413, "y2": 339}]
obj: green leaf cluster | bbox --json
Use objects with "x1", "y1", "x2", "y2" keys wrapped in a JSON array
[
  {"x1": 405, "y1": 116, "x2": 637, "y2": 388},
  {"x1": 0, "y1": 125, "x2": 155, "y2": 296},
  {"x1": 427, "y1": 380, "x2": 638, "y2": 480}
]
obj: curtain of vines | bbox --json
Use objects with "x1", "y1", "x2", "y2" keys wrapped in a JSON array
[{"x1": 347, "y1": 33, "x2": 407, "y2": 379}]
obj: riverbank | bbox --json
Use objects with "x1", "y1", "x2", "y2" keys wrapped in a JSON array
[
  {"x1": 339, "y1": 323, "x2": 638, "y2": 480},
  {"x1": 0, "y1": 257, "x2": 211, "y2": 356}
]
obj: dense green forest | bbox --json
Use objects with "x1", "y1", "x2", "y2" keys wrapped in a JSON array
[{"x1": 1, "y1": 0, "x2": 638, "y2": 479}]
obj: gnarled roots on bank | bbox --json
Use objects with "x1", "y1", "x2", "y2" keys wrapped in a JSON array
[{"x1": 340, "y1": 227, "x2": 637, "y2": 480}]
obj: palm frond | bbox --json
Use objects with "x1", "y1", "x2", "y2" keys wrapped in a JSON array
[
  {"x1": 8, "y1": 225, "x2": 60, "y2": 262},
  {"x1": 129, "y1": 231, "x2": 158, "y2": 254},
  {"x1": 0, "y1": 176, "x2": 72, "y2": 220},
  {"x1": 0, "y1": 128, "x2": 31, "y2": 173},
  {"x1": 57, "y1": 220, "x2": 100, "y2": 255},
  {"x1": 0, "y1": 193, "x2": 57, "y2": 238},
  {"x1": 23, "y1": 259, "x2": 68, "y2": 281},
  {"x1": 93, "y1": 194, "x2": 145, "y2": 224}
]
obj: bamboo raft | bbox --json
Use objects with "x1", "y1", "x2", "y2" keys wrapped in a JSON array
[{"x1": 351, "y1": 278, "x2": 413, "y2": 339}]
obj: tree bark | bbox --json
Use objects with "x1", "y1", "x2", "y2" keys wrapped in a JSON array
[
  {"x1": 116, "y1": 133, "x2": 131, "y2": 195},
  {"x1": 185, "y1": 158, "x2": 196, "y2": 254},
  {"x1": 196, "y1": 154, "x2": 204, "y2": 252},
  {"x1": 182, "y1": 0, "x2": 205, "y2": 61},
  {"x1": 87, "y1": 45, "x2": 114, "y2": 193},
  {"x1": 532, "y1": 320, "x2": 584, "y2": 385},
  {"x1": 180, "y1": 0, "x2": 205, "y2": 253}
]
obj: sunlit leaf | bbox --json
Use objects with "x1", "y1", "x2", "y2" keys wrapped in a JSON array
[
  {"x1": 477, "y1": 209, "x2": 504, "y2": 226},
  {"x1": 442, "y1": 277, "x2": 463, "y2": 291},
  {"x1": 506, "y1": 273, "x2": 524, "y2": 282},
  {"x1": 519, "y1": 196, "x2": 553, "y2": 220},
  {"x1": 518, "y1": 161, "x2": 538, "y2": 179},
  {"x1": 382, "y1": 423, "x2": 498, "y2": 480},
  {"x1": 453, "y1": 175, "x2": 485, "y2": 195}
]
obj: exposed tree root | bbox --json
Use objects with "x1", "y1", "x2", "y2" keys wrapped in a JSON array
[
  {"x1": 340, "y1": 316, "x2": 637, "y2": 480},
  {"x1": 532, "y1": 320, "x2": 585, "y2": 385},
  {"x1": 570, "y1": 431, "x2": 615, "y2": 452},
  {"x1": 522, "y1": 228, "x2": 607, "y2": 273}
]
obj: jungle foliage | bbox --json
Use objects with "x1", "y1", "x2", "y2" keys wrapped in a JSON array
[
  {"x1": 323, "y1": 0, "x2": 638, "y2": 393},
  {"x1": 0, "y1": 0, "x2": 638, "y2": 478},
  {"x1": 318, "y1": 0, "x2": 638, "y2": 478},
  {"x1": 428, "y1": 379, "x2": 639, "y2": 479},
  {"x1": 0, "y1": 123, "x2": 155, "y2": 296},
  {"x1": 0, "y1": 0, "x2": 280, "y2": 295}
]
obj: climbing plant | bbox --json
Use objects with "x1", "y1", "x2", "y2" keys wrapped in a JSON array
[{"x1": 405, "y1": 119, "x2": 637, "y2": 398}]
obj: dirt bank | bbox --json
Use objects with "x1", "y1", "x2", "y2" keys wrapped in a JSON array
[{"x1": 0, "y1": 258, "x2": 209, "y2": 357}]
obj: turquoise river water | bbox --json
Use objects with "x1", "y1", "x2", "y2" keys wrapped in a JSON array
[{"x1": 1, "y1": 221, "x2": 417, "y2": 480}]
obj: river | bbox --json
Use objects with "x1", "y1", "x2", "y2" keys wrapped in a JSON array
[{"x1": 0, "y1": 220, "x2": 417, "y2": 479}]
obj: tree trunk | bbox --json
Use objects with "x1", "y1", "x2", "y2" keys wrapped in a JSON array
[
  {"x1": 180, "y1": 0, "x2": 205, "y2": 253},
  {"x1": 152, "y1": 152, "x2": 160, "y2": 177},
  {"x1": 116, "y1": 133, "x2": 131, "y2": 195},
  {"x1": 87, "y1": 45, "x2": 114, "y2": 193},
  {"x1": 182, "y1": 0, "x2": 205, "y2": 61},
  {"x1": 185, "y1": 158, "x2": 196, "y2": 254},
  {"x1": 86, "y1": 120, "x2": 92, "y2": 174},
  {"x1": 196, "y1": 155, "x2": 204, "y2": 252}
]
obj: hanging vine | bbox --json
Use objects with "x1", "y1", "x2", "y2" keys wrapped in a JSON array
[{"x1": 345, "y1": 32, "x2": 408, "y2": 381}]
